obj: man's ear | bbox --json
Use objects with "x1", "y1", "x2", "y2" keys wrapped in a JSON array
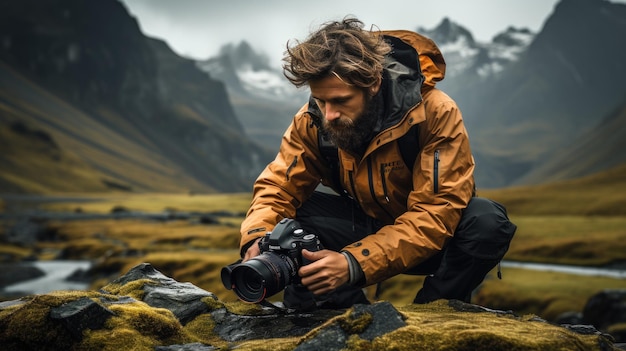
[{"x1": 370, "y1": 77, "x2": 382, "y2": 96}]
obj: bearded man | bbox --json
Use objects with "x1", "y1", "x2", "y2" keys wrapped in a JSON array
[{"x1": 236, "y1": 17, "x2": 517, "y2": 310}]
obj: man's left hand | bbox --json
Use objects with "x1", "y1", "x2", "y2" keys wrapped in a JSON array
[{"x1": 298, "y1": 249, "x2": 349, "y2": 295}]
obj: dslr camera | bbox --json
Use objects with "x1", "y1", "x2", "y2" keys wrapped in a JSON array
[{"x1": 221, "y1": 218, "x2": 323, "y2": 303}]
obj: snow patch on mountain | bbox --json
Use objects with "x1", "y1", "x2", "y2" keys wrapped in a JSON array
[
  {"x1": 479, "y1": 27, "x2": 535, "y2": 76},
  {"x1": 196, "y1": 42, "x2": 306, "y2": 102},
  {"x1": 419, "y1": 18, "x2": 535, "y2": 79},
  {"x1": 236, "y1": 64, "x2": 304, "y2": 100},
  {"x1": 437, "y1": 35, "x2": 481, "y2": 77}
]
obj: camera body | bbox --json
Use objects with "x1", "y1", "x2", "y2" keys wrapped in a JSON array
[{"x1": 221, "y1": 218, "x2": 323, "y2": 303}]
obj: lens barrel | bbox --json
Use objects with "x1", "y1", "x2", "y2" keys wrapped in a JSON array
[{"x1": 228, "y1": 252, "x2": 297, "y2": 303}]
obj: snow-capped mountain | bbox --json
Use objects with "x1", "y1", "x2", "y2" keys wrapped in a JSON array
[
  {"x1": 197, "y1": 19, "x2": 534, "y2": 107},
  {"x1": 418, "y1": 18, "x2": 535, "y2": 79},
  {"x1": 196, "y1": 41, "x2": 307, "y2": 103}
]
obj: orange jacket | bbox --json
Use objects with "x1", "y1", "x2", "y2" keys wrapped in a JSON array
[{"x1": 239, "y1": 30, "x2": 475, "y2": 285}]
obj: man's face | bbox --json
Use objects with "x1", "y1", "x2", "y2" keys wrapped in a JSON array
[{"x1": 310, "y1": 74, "x2": 380, "y2": 154}]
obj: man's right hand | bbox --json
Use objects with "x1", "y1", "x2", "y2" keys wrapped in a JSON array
[{"x1": 243, "y1": 238, "x2": 262, "y2": 262}]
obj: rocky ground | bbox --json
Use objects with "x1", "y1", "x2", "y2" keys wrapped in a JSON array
[{"x1": 0, "y1": 263, "x2": 623, "y2": 351}]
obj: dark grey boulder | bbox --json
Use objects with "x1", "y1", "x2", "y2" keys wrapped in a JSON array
[
  {"x1": 295, "y1": 301, "x2": 406, "y2": 351},
  {"x1": 49, "y1": 297, "x2": 116, "y2": 340},
  {"x1": 583, "y1": 289, "x2": 626, "y2": 331},
  {"x1": 107, "y1": 262, "x2": 215, "y2": 324}
]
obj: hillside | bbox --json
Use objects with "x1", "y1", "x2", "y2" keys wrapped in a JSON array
[
  {"x1": 478, "y1": 162, "x2": 626, "y2": 216},
  {"x1": 0, "y1": 0, "x2": 273, "y2": 194},
  {"x1": 514, "y1": 101, "x2": 626, "y2": 185},
  {"x1": 0, "y1": 62, "x2": 210, "y2": 193}
]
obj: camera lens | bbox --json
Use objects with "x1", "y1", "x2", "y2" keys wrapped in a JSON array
[
  {"x1": 231, "y1": 263, "x2": 269, "y2": 303},
  {"x1": 230, "y1": 253, "x2": 297, "y2": 303}
]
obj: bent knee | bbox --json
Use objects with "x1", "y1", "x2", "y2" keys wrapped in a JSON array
[{"x1": 453, "y1": 197, "x2": 517, "y2": 260}]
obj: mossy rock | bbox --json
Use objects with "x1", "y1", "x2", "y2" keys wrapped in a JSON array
[{"x1": 0, "y1": 263, "x2": 620, "y2": 351}]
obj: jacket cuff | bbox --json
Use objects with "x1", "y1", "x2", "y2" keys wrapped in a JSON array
[
  {"x1": 240, "y1": 237, "x2": 260, "y2": 258},
  {"x1": 341, "y1": 251, "x2": 365, "y2": 286}
]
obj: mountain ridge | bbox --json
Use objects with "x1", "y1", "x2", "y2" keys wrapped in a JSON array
[
  {"x1": 0, "y1": 0, "x2": 274, "y2": 194},
  {"x1": 435, "y1": 0, "x2": 626, "y2": 187}
]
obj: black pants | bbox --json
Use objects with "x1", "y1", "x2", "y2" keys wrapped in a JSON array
[{"x1": 285, "y1": 191, "x2": 517, "y2": 310}]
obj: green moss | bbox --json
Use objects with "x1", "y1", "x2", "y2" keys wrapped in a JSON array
[
  {"x1": 182, "y1": 313, "x2": 227, "y2": 349},
  {"x1": 77, "y1": 328, "x2": 159, "y2": 351},
  {"x1": 100, "y1": 278, "x2": 155, "y2": 299},
  {"x1": 376, "y1": 302, "x2": 613, "y2": 351},
  {"x1": 78, "y1": 300, "x2": 188, "y2": 350},
  {"x1": 0, "y1": 292, "x2": 103, "y2": 351},
  {"x1": 338, "y1": 311, "x2": 373, "y2": 335},
  {"x1": 234, "y1": 337, "x2": 300, "y2": 351},
  {"x1": 0, "y1": 298, "x2": 27, "y2": 319},
  {"x1": 201, "y1": 295, "x2": 225, "y2": 311},
  {"x1": 109, "y1": 303, "x2": 182, "y2": 339},
  {"x1": 223, "y1": 301, "x2": 265, "y2": 315},
  {"x1": 344, "y1": 334, "x2": 370, "y2": 351}
]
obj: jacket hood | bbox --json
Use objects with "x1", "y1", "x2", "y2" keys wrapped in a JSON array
[{"x1": 382, "y1": 30, "x2": 446, "y2": 88}]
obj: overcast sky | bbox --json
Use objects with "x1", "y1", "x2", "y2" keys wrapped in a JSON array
[{"x1": 119, "y1": 0, "x2": 568, "y2": 67}]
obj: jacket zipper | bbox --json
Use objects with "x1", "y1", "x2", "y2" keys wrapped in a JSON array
[
  {"x1": 348, "y1": 170, "x2": 359, "y2": 202},
  {"x1": 286, "y1": 156, "x2": 297, "y2": 181},
  {"x1": 434, "y1": 149, "x2": 440, "y2": 193},
  {"x1": 379, "y1": 164, "x2": 390, "y2": 202},
  {"x1": 367, "y1": 159, "x2": 394, "y2": 218}
]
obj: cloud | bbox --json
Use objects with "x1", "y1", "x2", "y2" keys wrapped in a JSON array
[{"x1": 120, "y1": 0, "x2": 562, "y2": 65}]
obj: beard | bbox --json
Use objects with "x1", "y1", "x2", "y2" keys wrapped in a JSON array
[{"x1": 322, "y1": 93, "x2": 381, "y2": 155}]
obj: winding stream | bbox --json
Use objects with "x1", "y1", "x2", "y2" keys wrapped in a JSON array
[
  {"x1": 500, "y1": 261, "x2": 626, "y2": 279},
  {"x1": 3, "y1": 260, "x2": 92, "y2": 294}
]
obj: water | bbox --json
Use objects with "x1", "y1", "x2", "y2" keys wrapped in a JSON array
[
  {"x1": 501, "y1": 261, "x2": 626, "y2": 279},
  {"x1": 3, "y1": 260, "x2": 92, "y2": 294}
]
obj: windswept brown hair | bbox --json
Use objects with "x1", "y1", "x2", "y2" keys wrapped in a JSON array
[{"x1": 282, "y1": 17, "x2": 391, "y2": 89}]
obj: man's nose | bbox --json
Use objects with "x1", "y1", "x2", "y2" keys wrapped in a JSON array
[{"x1": 324, "y1": 105, "x2": 341, "y2": 121}]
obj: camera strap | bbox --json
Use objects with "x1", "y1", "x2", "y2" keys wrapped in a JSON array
[{"x1": 259, "y1": 299, "x2": 296, "y2": 314}]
